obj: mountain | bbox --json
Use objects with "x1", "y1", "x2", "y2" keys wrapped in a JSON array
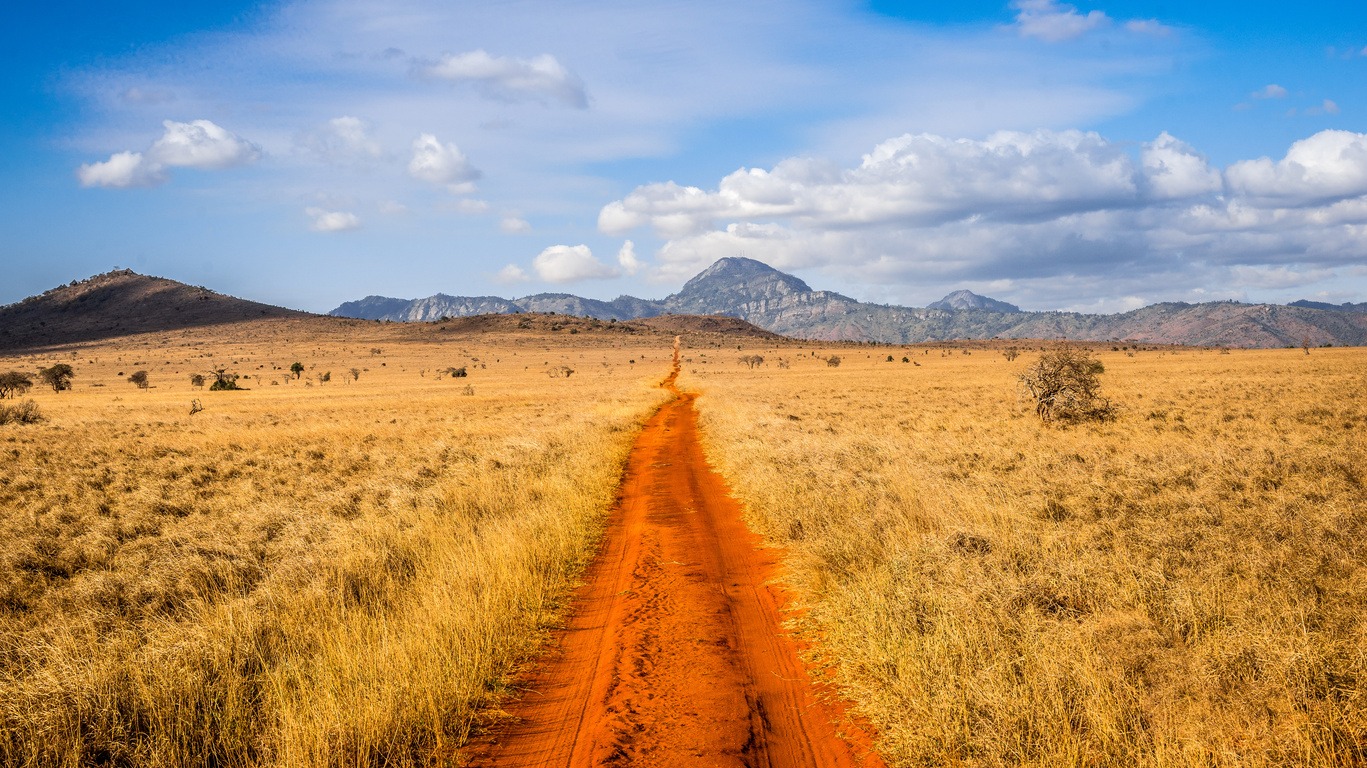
[
  {"x1": 328, "y1": 257, "x2": 1367, "y2": 348},
  {"x1": 0, "y1": 269, "x2": 308, "y2": 351},
  {"x1": 1289, "y1": 300, "x2": 1367, "y2": 314},
  {"x1": 928, "y1": 290, "x2": 1021, "y2": 313}
]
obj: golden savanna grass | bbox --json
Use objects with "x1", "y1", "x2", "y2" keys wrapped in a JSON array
[
  {"x1": 683, "y1": 344, "x2": 1366, "y2": 767},
  {"x1": 0, "y1": 322, "x2": 671, "y2": 767}
]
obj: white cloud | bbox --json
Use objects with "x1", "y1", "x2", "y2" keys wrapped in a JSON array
[
  {"x1": 407, "y1": 133, "x2": 480, "y2": 186},
  {"x1": 1141, "y1": 132, "x2": 1222, "y2": 199},
  {"x1": 305, "y1": 207, "x2": 361, "y2": 232},
  {"x1": 495, "y1": 264, "x2": 530, "y2": 283},
  {"x1": 1226, "y1": 130, "x2": 1367, "y2": 205},
  {"x1": 423, "y1": 49, "x2": 587, "y2": 108},
  {"x1": 78, "y1": 119, "x2": 260, "y2": 188},
  {"x1": 301, "y1": 116, "x2": 385, "y2": 162},
  {"x1": 617, "y1": 240, "x2": 641, "y2": 275},
  {"x1": 532, "y1": 244, "x2": 620, "y2": 282},
  {"x1": 1012, "y1": 0, "x2": 1109, "y2": 42},
  {"x1": 602, "y1": 130, "x2": 1145, "y2": 237},
  {"x1": 78, "y1": 151, "x2": 162, "y2": 188},
  {"x1": 1123, "y1": 19, "x2": 1172, "y2": 36},
  {"x1": 605, "y1": 128, "x2": 1367, "y2": 304},
  {"x1": 378, "y1": 200, "x2": 407, "y2": 215},
  {"x1": 1252, "y1": 84, "x2": 1288, "y2": 99},
  {"x1": 500, "y1": 215, "x2": 531, "y2": 233},
  {"x1": 1320, "y1": 99, "x2": 1341, "y2": 115}
]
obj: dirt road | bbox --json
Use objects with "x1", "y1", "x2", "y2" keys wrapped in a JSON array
[{"x1": 464, "y1": 346, "x2": 884, "y2": 767}]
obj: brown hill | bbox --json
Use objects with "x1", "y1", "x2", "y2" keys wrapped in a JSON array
[{"x1": 0, "y1": 270, "x2": 309, "y2": 351}]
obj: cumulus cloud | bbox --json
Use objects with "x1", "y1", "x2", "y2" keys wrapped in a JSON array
[
  {"x1": 1012, "y1": 0, "x2": 1109, "y2": 42},
  {"x1": 617, "y1": 240, "x2": 641, "y2": 275},
  {"x1": 423, "y1": 49, "x2": 587, "y2": 108},
  {"x1": 1141, "y1": 132, "x2": 1222, "y2": 199},
  {"x1": 407, "y1": 133, "x2": 480, "y2": 187},
  {"x1": 532, "y1": 244, "x2": 620, "y2": 282},
  {"x1": 1226, "y1": 130, "x2": 1367, "y2": 205},
  {"x1": 500, "y1": 215, "x2": 532, "y2": 233},
  {"x1": 1252, "y1": 84, "x2": 1288, "y2": 99},
  {"x1": 495, "y1": 264, "x2": 530, "y2": 283},
  {"x1": 305, "y1": 207, "x2": 361, "y2": 232},
  {"x1": 300, "y1": 116, "x2": 385, "y2": 162},
  {"x1": 78, "y1": 119, "x2": 260, "y2": 188},
  {"x1": 601, "y1": 130, "x2": 1145, "y2": 237},
  {"x1": 604, "y1": 128, "x2": 1367, "y2": 302}
]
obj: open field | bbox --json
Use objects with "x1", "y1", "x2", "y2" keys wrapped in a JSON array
[
  {"x1": 683, "y1": 344, "x2": 1366, "y2": 767},
  {"x1": 2, "y1": 321, "x2": 1363, "y2": 767},
  {"x1": 0, "y1": 320, "x2": 673, "y2": 767}
]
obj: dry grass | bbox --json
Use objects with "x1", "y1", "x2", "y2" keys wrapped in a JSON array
[
  {"x1": 682, "y1": 344, "x2": 1367, "y2": 767},
  {"x1": 0, "y1": 324, "x2": 671, "y2": 767}
]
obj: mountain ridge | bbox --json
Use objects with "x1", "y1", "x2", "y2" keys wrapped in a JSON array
[{"x1": 329, "y1": 257, "x2": 1367, "y2": 348}]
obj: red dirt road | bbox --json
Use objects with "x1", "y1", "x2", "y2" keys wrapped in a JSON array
[{"x1": 463, "y1": 347, "x2": 885, "y2": 767}]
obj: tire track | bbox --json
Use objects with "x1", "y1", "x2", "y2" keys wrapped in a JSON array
[{"x1": 463, "y1": 340, "x2": 884, "y2": 767}]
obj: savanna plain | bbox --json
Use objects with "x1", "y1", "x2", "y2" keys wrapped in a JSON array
[{"x1": 1, "y1": 320, "x2": 1363, "y2": 768}]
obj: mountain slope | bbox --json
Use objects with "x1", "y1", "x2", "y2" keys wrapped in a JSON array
[
  {"x1": 327, "y1": 258, "x2": 1367, "y2": 348},
  {"x1": 928, "y1": 290, "x2": 1021, "y2": 313},
  {"x1": 0, "y1": 270, "x2": 308, "y2": 351}
]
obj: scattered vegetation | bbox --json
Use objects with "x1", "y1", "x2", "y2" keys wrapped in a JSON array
[
  {"x1": 0, "y1": 334, "x2": 667, "y2": 768},
  {"x1": 1018, "y1": 345, "x2": 1116, "y2": 423},
  {"x1": 0, "y1": 399, "x2": 42, "y2": 425},
  {"x1": 0, "y1": 371, "x2": 33, "y2": 399},
  {"x1": 38, "y1": 363, "x2": 73, "y2": 392},
  {"x1": 209, "y1": 369, "x2": 241, "y2": 391},
  {"x1": 687, "y1": 345, "x2": 1367, "y2": 767}
]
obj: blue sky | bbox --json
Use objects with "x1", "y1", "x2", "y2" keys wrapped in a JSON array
[{"x1": 2, "y1": 0, "x2": 1365, "y2": 313}]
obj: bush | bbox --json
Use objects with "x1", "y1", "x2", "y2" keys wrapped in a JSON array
[
  {"x1": 290, "y1": 362, "x2": 305, "y2": 379},
  {"x1": 209, "y1": 370, "x2": 241, "y2": 391},
  {"x1": 190, "y1": 374, "x2": 206, "y2": 389},
  {"x1": 0, "y1": 400, "x2": 43, "y2": 425},
  {"x1": 128, "y1": 370, "x2": 150, "y2": 389},
  {"x1": 1018, "y1": 346, "x2": 1115, "y2": 423},
  {"x1": 0, "y1": 371, "x2": 33, "y2": 399},
  {"x1": 825, "y1": 355, "x2": 842, "y2": 368}
]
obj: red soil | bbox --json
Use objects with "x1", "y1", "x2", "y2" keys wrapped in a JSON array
[{"x1": 463, "y1": 343, "x2": 885, "y2": 767}]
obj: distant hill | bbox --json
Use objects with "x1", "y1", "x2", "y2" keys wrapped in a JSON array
[
  {"x1": 0, "y1": 270, "x2": 308, "y2": 351},
  {"x1": 331, "y1": 257, "x2": 1367, "y2": 348},
  {"x1": 1289, "y1": 300, "x2": 1367, "y2": 314},
  {"x1": 928, "y1": 290, "x2": 1021, "y2": 313}
]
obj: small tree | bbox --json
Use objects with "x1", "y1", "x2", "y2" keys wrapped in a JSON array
[
  {"x1": 739, "y1": 355, "x2": 765, "y2": 369},
  {"x1": 1003, "y1": 347, "x2": 1021, "y2": 362},
  {"x1": 349, "y1": 368, "x2": 361, "y2": 382},
  {"x1": 825, "y1": 355, "x2": 842, "y2": 368},
  {"x1": 0, "y1": 371, "x2": 33, "y2": 399},
  {"x1": 209, "y1": 369, "x2": 240, "y2": 391},
  {"x1": 128, "y1": 370, "x2": 150, "y2": 389},
  {"x1": 190, "y1": 373, "x2": 206, "y2": 389},
  {"x1": 1018, "y1": 346, "x2": 1115, "y2": 423},
  {"x1": 1302, "y1": 337, "x2": 1312, "y2": 356},
  {"x1": 39, "y1": 364, "x2": 74, "y2": 392},
  {"x1": 290, "y1": 362, "x2": 305, "y2": 379},
  {"x1": 318, "y1": 371, "x2": 331, "y2": 385}
]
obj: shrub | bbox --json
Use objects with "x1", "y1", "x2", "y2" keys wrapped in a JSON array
[
  {"x1": 349, "y1": 368, "x2": 361, "y2": 382},
  {"x1": 209, "y1": 370, "x2": 241, "y2": 391},
  {"x1": 190, "y1": 373, "x2": 206, "y2": 389},
  {"x1": 1018, "y1": 346, "x2": 1115, "y2": 423},
  {"x1": 0, "y1": 400, "x2": 43, "y2": 425},
  {"x1": 290, "y1": 362, "x2": 305, "y2": 379},
  {"x1": 128, "y1": 370, "x2": 150, "y2": 389},
  {"x1": 1003, "y1": 347, "x2": 1021, "y2": 362},
  {"x1": 739, "y1": 355, "x2": 765, "y2": 369},
  {"x1": 825, "y1": 355, "x2": 842, "y2": 368},
  {"x1": 0, "y1": 371, "x2": 33, "y2": 399},
  {"x1": 38, "y1": 364, "x2": 74, "y2": 392}
]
